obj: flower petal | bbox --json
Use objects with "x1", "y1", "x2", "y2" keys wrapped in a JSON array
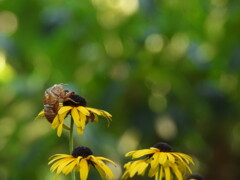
[
  {"x1": 90, "y1": 156, "x2": 114, "y2": 179},
  {"x1": 150, "y1": 152, "x2": 160, "y2": 171},
  {"x1": 158, "y1": 152, "x2": 167, "y2": 165},
  {"x1": 129, "y1": 149, "x2": 157, "y2": 159},
  {"x1": 57, "y1": 123, "x2": 63, "y2": 137},
  {"x1": 86, "y1": 107, "x2": 102, "y2": 115},
  {"x1": 51, "y1": 115, "x2": 60, "y2": 129},
  {"x1": 77, "y1": 106, "x2": 90, "y2": 116},
  {"x1": 35, "y1": 110, "x2": 45, "y2": 120},
  {"x1": 79, "y1": 158, "x2": 89, "y2": 180},
  {"x1": 79, "y1": 111, "x2": 86, "y2": 130},
  {"x1": 58, "y1": 106, "x2": 72, "y2": 114},
  {"x1": 170, "y1": 163, "x2": 183, "y2": 180},
  {"x1": 76, "y1": 126, "x2": 84, "y2": 135},
  {"x1": 164, "y1": 166, "x2": 171, "y2": 180},
  {"x1": 56, "y1": 158, "x2": 76, "y2": 174},
  {"x1": 62, "y1": 160, "x2": 78, "y2": 175},
  {"x1": 167, "y1": 153, "x2": 175, "y2": 163},
  {"x1": 94, "y1": 156, "x2": 117, "y2": 166},
  {"x1": 71, "y1": 108, "x2": 81, "y2": 127}
]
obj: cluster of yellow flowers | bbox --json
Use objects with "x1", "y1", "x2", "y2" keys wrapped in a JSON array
[{"x1": 36, "y1": 84, "x2": 204, "y2": 180}]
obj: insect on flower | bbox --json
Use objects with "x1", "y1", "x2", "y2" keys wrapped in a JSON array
[
  {"x1": 36, "y1": 83, "x2": 112, "y2": 136},
  {"x1": 43, "y1": 84, "x2": 78, "y2": 123}
]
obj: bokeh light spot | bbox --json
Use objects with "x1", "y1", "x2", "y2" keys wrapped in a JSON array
[
  {"x1": 110, "y1": 62, "x2": 130, "y2": 81},
  {"x1": 104, "y1": 35, "x2": 124, "y2": 58},
  {"x1": 117, "y1": 0, "x2": 139, "y2": 16},
  {"x1": 148, "y1": 94, "x2": 167, "y2": 112},
  {"x1": 155, "y1": 115, "x2": 177, "y2": 140},
  {"x1": 145, "y1": 34, "x2": 164, "y2": 53},
  {"x1": 0, "y1": 11, "x2": 18, "y2": 35},
  {"x1": 108, "y1": 162, "x2": 122, "y2": 180},
  {"x1": 168, "y1": 32, "x2": 189, "y2": 59},
  {"x1": 118, "y1": 128, "x2": 140, "y2": 154},
  {"x1": 0, "y1": 51, "x2": 15, "y2": 83},
  {"x1": 219, "y1": 74, "x2": 238, "y2": 93}
]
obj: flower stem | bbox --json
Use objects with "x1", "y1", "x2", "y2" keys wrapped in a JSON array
[{"x1": 69, "y1": 118, "x2": 75, "y2": 180}]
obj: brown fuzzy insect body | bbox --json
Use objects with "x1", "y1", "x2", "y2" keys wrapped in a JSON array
[{"x1": 44, "y1": 84, "x2": 76, "y2": 123}]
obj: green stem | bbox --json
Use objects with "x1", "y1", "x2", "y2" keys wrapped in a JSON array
[{"x1": 69, "y1": 118, "x2": 75, "y2": 180}]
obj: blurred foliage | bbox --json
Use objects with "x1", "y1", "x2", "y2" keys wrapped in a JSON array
[{"x1": 0, "y1": 0, "x2": 240, "y2": 179}]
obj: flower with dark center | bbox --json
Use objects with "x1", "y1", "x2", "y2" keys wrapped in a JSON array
[
  {"x1": 36, "y1": 92, "x2": 112, "y2": 137},
  {"x1": 153, "y1": 142, "x2": 173, "y2": 152},
  {"x1": 122, "y1": 142, "x2": 194, "y2": 180},
  {"x1": 49, "y1": 146, "x2": 116, "y2": 180},
  {"x1": 72, "y1": 146, "x2": 93, "y2": 158},
  {"x1": 186, "y1": 174, "x2": 205, "y2": 180}
]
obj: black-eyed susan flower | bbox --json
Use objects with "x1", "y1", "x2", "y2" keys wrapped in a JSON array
[
  {"x1": 36, "y1": 94, "x2": 112, "y2": 137},
  {"x1": 122, "y1": 142, "x2": 194, "y2": 180},
  {"x1": 186, "y1": 174, "x2": 205, "y2": 180},
  {"x1": 49, "y1": 146, "x2": 116, "y2": 180}
]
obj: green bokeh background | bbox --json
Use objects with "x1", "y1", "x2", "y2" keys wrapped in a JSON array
[{"x1": 0, "y1": 0, "x2": 240, "y2": 179}]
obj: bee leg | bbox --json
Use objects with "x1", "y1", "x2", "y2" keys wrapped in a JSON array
[
  {"x1": 63, "y1": 91, "x2": 75, "y2": 98},
  {"x1": 63, "y1": 98, "x2": 79, "y2": 104}
]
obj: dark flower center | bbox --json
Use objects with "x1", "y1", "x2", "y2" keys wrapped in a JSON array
[
  {"x1": 63, "y1": 94, "x2": 87, "y2": 107},
  {"x1": 153, "y1": 142, "x2": 173, "y2": 152},
  {"x1": 186, "y1": 174, "x2": 205, "y2": 180},
  {"x1": 72, "y1": 146, "x2": 93, "y2": 158}
]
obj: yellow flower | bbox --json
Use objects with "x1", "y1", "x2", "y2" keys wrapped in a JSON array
[
  {"x1": 51, "y1": 105, "x2": 112, "y2": 137},
  {"x1": 122, "y1": 142, "x2": 194, "y2": 180},
  {"x1": 186, "y1": 174, "x2": 205, "y2": 180},
  {"x1": 49, "y1": 146, "x2": 116, "y2": 180},
  {"x1": 36, "y1": 94, "x2": 112, "y2": 137}
]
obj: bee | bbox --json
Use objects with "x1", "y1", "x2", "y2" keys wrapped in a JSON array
[{"x1": 44, "y1": 84, "x2": 77, "y2": 123}]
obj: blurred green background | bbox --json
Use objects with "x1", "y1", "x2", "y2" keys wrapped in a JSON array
[{"x1": 0, "y1": 0, "x2": 240, "y2": 179}]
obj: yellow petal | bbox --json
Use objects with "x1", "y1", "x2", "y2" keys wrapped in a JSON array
[
  {"x1": 71, "y1": 108, "x2": 81, "y2": 127},
  {"x1": 150, "y1": 152, "x2": 160, "y2": 170},
  {"x1": 79, "y1": 158, "x2": 89, "y2": 180},
  {"x1": 35, "y1": 110, "x2": 45, "y2": 120},
  {"x1": 177, "y1": 153, "x2": 194, "y2": 164},
  {"x1": 54, "y1": 173, "x2": 59, "y2": 180},
  {"x1": 58, "y1": 106, "x2": 72, "y2": 114},
  {"x1": 170, "y1": 163, "x2": 183, "y2": 180},
  {"x1": 86, "y1": 107, "x2": 102, "y2": 115},
  {"x1": 79, "y1": 111, "x2": 86, "y2": 129},
  {"x1": 49, "y1": 154, "x2": 72, "y2": 161},
  {"x1": 164, "y1": 166, "x2": 171, "y2": 180},
  {"x1": 131, "y1": 149, "x2": 157, "y2": 159},
  {"x1": 57, "y1": 158, "x2": 76, "y2": 174},
  {"x1": 51, "y1": 115, "x2": 60, "y2": 129},
  {"x1": 158, "y1": 152, "x2": 167, "y2": 165},
  {"x1": 77, "y1": 106, "x2": 90, "y2": 116},
  {"x1": 48, "y1": 155, "x2": 67, "y2": 165},
  {"x1": 159, "y1": 166, "x2": 163, "y2": 180},
  {"x1": 93, "y1": 113, "x2": 98, "y2": 122},
  {"x1": 148, "y1": 162, "x2": 158, "y2": 177},
  {"x1": 90, "y1": 156, "x2": 114, "y2": 179},
  {"x1": 138, "y1": 162, "x2": 148, "y2": 176},
  {"x1": 62, "y1": 160, "x2": 77, "y2": 175},
  {"x1": 101, "y1": 110, "x2": 112, "y2": 118},
  {"x1": 128, "y1": 160, "x2": 145, "y2": 177},
  {"x1": 154, "y1": 166, "x2": 159, "y2": 180},
  {"x1": 76, "y1": 126, "x2": 84, "y2": 135},
  {"x1": 94, "y1": 163, "x2": 107, "y2": 180},
  {"x1": 57, "y1": 123, "x2": 63, "y2": 137},
  {"x1": 95, "y1": 156, "x2": 117, "y2": 166},
  {"x1": 50, "y1": 158, "x2": 71, "y2": 172},
  {"x1": 167, "y1": 153, "x2": 175, "y2": 163},
  {"x1": 121, "y1": 170, "x2": 130, "y2": 180}
]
